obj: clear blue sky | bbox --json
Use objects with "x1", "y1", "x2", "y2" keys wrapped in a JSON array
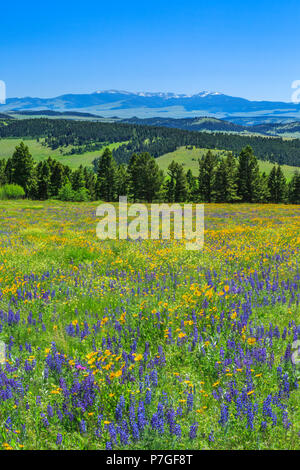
[{"x1": 1, "y1": 0, "x2": 300, "y2": 101}]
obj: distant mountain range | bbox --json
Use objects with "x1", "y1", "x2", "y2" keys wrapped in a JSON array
[{"x1": 1, "y1": 90, "x2": 300, "y2": 123}]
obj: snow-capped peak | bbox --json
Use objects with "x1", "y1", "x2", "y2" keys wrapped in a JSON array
[
  {"x1": 93, "y1": 90, "x2": 223, "y2": 98},
  {"x1": 195, "y1": 91, "x2": 222, "y2": 97}
]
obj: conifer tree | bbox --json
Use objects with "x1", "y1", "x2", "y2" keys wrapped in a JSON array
[
  {"x1": 275, "y1": 165, "x2": 287, "y2": 203},
  {"x1": 83, "y1": 167, "x2": 97, "y2": 200},
  {"x1": 288, "y1": 171, "x2": 300, "y2": 203},
  {"x1": 213, "y1": 159, "x2": 228, "y2": 202},
  {"x1": 37, "y1": 160, "x2": 51, "y2": 200},
  {"x1": 198, "y1": 150, "x2": 217, "y2": 202},
  {"x1": 128, "y1": 152, "x2": 163, "y2": 202},
  {"x1": 268, "y1": 165, "x2": 277, "y2": 202},
  {"x1": 10, "y1": 142, "x2": 35, "y2": 196},
  {"x1": 254, "y1": 171, "x2": 270, "y2": 203},
  {"x1": 237, "y1": 146, "x2": 260, "y2": 202},
  {"x1": 186, "y1": 169, "x2": 197, "y2": 201},
  {"x1": 50, "y1": 161, "x2": 66, "y2": 197},
  {"x1": 116, "y1": 164, "x2": 129, "y2": 197},
  {"x1": 268, "y1": 165, "x2": 287, "y2": 203},
  {"x1": 72, "y1": 165, "x2": 86, "y2": 192},
  {"x1": 166, "y1": 161, "x2": 188, "y2": 202},
  {"x1": 96, "y1": 148, "x2": 118, "y2": 201},
  {"x1": 4, "y1": 158, "x2": 13, "y2": 184},
  {"x1": 0, "y1": 159, "x2": 6, "y2": 185},
  {"x1": 224, "y1": 152, "x2": 239, "y2": 202}
]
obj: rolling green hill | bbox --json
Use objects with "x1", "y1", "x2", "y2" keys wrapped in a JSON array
[
  {"x1": 156, "y1": 146, "x2": 300, "y2": 180},
  {"x1": 0, "y1": 138, "x2": 127, "y2": 169},
  {"x1": 1, "y1": 117, "x2": 300, "y2": 167},
  {"x1": 1, "y1": 138, "x2": 299, "y2": 179}
]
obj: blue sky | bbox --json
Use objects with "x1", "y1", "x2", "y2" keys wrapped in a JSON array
[{"x1": 1, "y1": 0, "x2": 300, "y2": 101}]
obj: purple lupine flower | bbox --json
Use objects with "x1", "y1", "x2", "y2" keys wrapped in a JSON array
[
  {"x1": 187, "y1": 392, "x2": 194, "y2": 411},
  {"x1": 189, "y1": 422, "x2": 198, "y2": 440},
  {"x1": 41, "y1": 413, "x2": 49, "y2": 427},
  {"x1": 80, "y1": 419, "x2": 87, "y2": 433},
  {"x1": 145, "y1": 389, "x2": 152, "y2": 405},
  {"x1": 108, "y1": 423, "x2": 117, "y2": 444},
  {"x1": 132, "y1": 421, "x2": 140, "y2": 440},
  {"x1": 219, "y1": 404, "x2": 229, "y2": 427},
  {"x1": 261, "y1": 421, "x2": 267, "y2": 431},
  {"x1": 47, "y1": 405, "x2": 54, "y2": 418},
  {"x1": 174, "y1": 424, "x2": 181, "y2": 438},
  {"x1": 137, "y1": 400, "x2": 147, "y2": 430}
]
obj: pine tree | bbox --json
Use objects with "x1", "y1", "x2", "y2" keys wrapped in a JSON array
[
  {"x1": 50, "y1": 161, "x2": 66, "y2": 197},
  {"x1": 166, "y1": 161, "x2": 177, "y2": 203},
  {"x1": 198, "y1": 150, "x2": 217, "y2": 202},
  {"x1": 164, "y1": 173, "x2": 176, "y2": 203},
  {"x1": 116, "y1": 164, "x2": 129, "y2": 197},
  {"x1": 268, "y1": 165, "x2": 287, "y2": 203},
  {"x1": 83, "y1": 167, "x2": 97, "y2": 200},
  {"x1": 166, "y1": 161, "x2": 188, "y2": 202},
  {"x1": 254, "y1": 172, "x2": 270, "y2": 203},
  {"x1": 72, "y1": 165, "x2": 86, "y2": 192},
  {"x1": 186, "y1": 169, "x2": 197, "y2": 201},
  {"x1": 95, "y1": 148, "x2": 118, "y2": 201},
  {"x1": 237, "y1": 146, "x2": 260, "y2": 202},
  {"x1": 4, "y1": 158, "x2": 13, "y2": 184},
  {"x1": 27, "y1": 166, "x2": 39, "y2": 200},
  {"x1": 214, "y1": 154, "x2": 240, "y2": 203},
  {"x1": 0, "y1": 159, "x2": 7, "y2": 185},
  {"x1": 37, "y1": 160, "x2": 51, "y2": 200},
  {"x1": 213, "y1": 159, "x2": 228, "y2": 202},
  {"x1": 288, "y1": 171, "x2": 300, "y2": 203},
  {"x1": 224, "y1": 152, "x2": 239, "y2": 202},
  {"x1": 10, "y1": 142, "x2": 35, "y2": 196},
  {"x1": 275, "y1": 165, "x2": 287, "y2": 203},
  {"x1": 268, "y1": 165, "x2": 277, "y2": 202},
  {"x1": 128, "y1": 152, "x2": 163, "y2": 202}
]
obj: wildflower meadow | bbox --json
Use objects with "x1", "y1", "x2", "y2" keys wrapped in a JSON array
[{"x1": 0, "y1": 200, "x2": 299, "y2": 450}]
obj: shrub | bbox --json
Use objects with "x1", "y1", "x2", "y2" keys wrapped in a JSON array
[
  {"x1": 57, "y1": 183, "x2": 74, "y2": 201},
  {"x1": 0, "y1": 184, "x2": 25, "y2": 200},
  {"x1": 73, "y1": 187, "x2": 90, "y2": 202},
  {"x1": 57, "y1": 184, "x2": 90, "y2": 202}
]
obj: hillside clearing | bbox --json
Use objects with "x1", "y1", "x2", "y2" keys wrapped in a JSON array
[{"x1": 157, "y1": 146, "x2": 300, "y2": 180}]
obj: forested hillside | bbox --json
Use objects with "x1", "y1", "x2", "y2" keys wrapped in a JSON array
[
  {"x1": 0, "y1": 118, "x2": 300, "y2": 166},
  {"x1": 1, "y1": 141, "x2": 299, "y2": 204}
]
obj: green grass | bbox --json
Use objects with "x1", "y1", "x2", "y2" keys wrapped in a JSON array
[
  {"x1": 258, "y1": 160, "x2": 300, "y2": 179},
  {"x1": 157, "y1": 146, "x2": 300, "y2": 180},
  {"x1": 0, "y1": 138, "x2": 127, "y2": 169},
  {"x1": 156, "y1": 147, "x2": 226, "y2": 174}
]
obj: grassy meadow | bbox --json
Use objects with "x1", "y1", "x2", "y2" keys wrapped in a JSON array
[
  {"x1": 0, "y1": 138, "x2": 127, "y2": 169},
  {"x1": 156, "y1": 146, "x2": 300, "y2": 180},
  {"x1": 0, "y1": 200, "x2": 299, "y2": 449}
]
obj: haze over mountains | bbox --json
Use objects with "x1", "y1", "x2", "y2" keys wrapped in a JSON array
[{"x1": 1, "y1": 90, "x2": 300, "y2": 123}]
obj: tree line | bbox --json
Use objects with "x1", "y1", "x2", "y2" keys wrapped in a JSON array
[
  {"x1": 0, "y1": 142, "x2": 299, "y2": 204},
  {"x1": 1, "y1": 117, "x2": 300, "y2": 166}
]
